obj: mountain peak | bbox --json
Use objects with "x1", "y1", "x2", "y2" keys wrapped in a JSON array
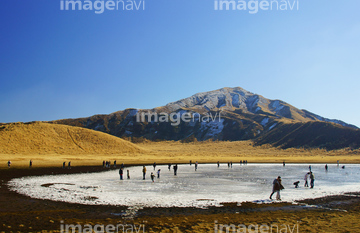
[
  {"x1": 164, "y1": 86, "x2": 356, "y2": 129},
  {"x1": 51, "y1": 86, "x2": 359, "y2": 150}
]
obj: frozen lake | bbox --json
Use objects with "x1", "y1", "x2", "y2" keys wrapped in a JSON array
[{"x1": 8, "y1": 163, "x2": 360, "y2": 208}]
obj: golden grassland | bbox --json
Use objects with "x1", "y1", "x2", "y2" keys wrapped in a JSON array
[
  {"x1": 0, "y1": 122, "x2": 145, "y2": 168},
  {"x1": 1, "y1": 121, "x2": 360, "y2": 168},
  {"x1": 132, "y1": 140, "x2": 360, "y2": 166},
  {"x1": 1, "y1": 132, "x2": 360, "y2": 168}
]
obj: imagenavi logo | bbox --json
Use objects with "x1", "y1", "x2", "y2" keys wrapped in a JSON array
[
  {"x1": 214, "y1": 0, "x2": 299, "y2": 13},
  {"x1": 60, "y1": 0, "x2": 145, "y2": 14}
]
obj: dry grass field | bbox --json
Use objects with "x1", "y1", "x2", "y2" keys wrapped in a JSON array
[
  {"x1": 0, "y1": 122, "x2": 144, "y2": 168},
  {"x1": 133, "y1": 140, "x2": 360, "y2": 166},
  {"x1": 1, "y1": 121, "x2": 360, "y2": 168}
]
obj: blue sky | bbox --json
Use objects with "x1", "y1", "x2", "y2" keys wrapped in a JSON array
[{"x1": 0, "y1": 0, "x2": 359, "y2": 127}]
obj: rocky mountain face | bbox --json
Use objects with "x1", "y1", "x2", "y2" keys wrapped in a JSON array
[{"x1": 52, "y1": 87, "x2": 360, "y2": 150}]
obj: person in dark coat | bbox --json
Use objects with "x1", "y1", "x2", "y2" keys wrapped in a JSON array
[
  {"x1": 270, "y1": 176, "x2": 284, "y2": 200},
  {"x1": 310, "y1": 172, "x2": 315, "y2": 188},
  {"x1": 293, "y1": 181, "x2": 300, "y2": 188},
  {"x1": 173, "y1": 164, "x2": 178, "y2": 176},
  {"x1": 119, "y1": 168, "x2": 123, "y2": 180},
  {"x1": 142, "y1": 166, "x2": 146, "y2": 180},
  {"x1": 151, "y1": 172, "x2": 155, "y2": 182}
]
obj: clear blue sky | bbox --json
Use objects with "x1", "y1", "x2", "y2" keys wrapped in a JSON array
[{"x1": 1, "y1": 0, "x2": 359, "y2": 127}]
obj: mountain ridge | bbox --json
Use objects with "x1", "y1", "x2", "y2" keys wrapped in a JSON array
[{"x1": 49, "y1": 86, "x2": 360, "y2": 150}]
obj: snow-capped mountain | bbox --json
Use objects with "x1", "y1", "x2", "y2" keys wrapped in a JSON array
[
  {"x1": 164, "y1": 87, "x2": 355, "y2": 128},
  {"x1": 52, "y1": 87, "x2": 360, "y2": 150}
]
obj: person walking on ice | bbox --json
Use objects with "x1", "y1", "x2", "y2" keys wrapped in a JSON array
[
  {"x1": 270, "y1": 176, "x2": 284, "y2": 200},
  {"x1": 151, "y1": 172, "x2": 155, "y2": 182},
  {"x1": 173, "y1": 164, "x2": 178, "y2": 176},
  {"x1": 142, "y1": 166, "x2": 147, "y2": 180},
  {"x1": 127, "y1": 169, "x2": 130, "y2": 179},
  {"x1": 119, "y1": 168, "x2": 123, "y2": 180},
  {"x1": 310, "y1": 172, "x2": 315, "y2": 188},
  {"x1": 157, "y1": 169, "x2": 161, "y2": 178},
  {"x1": 304, "y1": 172, "x2": 310, "y2": 187}
]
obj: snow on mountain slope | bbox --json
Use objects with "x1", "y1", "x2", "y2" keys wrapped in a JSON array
[{"x1": 51, "y1": 87, "x2": 358, "y2": 149}]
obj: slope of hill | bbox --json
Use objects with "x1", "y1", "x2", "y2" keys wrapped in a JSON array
[
  {"x1": 255, "y1": 121, "x2": 360, "y2": 150},
  {"x1": 0, "y1": 122, "x2": 143, "y2": 155},
  {"x1": 51, "y1": 87, "x2": 359, "y2": 150}
]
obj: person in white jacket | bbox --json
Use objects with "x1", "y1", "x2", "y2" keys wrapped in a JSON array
[{"x1": 304, "y1": 172, "x2": 310, "y2": 187}]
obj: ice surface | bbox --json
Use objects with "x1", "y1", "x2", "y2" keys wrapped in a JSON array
[{"x1": 8, "y1": 164, "x2": 360, "y2": 208}]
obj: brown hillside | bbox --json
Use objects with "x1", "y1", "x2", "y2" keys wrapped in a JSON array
[{"x1": 0, "y1": 122, "x2": 143, "y2": 155}]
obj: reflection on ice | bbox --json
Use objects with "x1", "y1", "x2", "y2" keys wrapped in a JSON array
[{"x1": 8, "y1": 163, "x2": 360, "y2": 208}]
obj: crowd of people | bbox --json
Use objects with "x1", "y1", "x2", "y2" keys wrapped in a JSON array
[
  {"x1": 120, "y1": 161, "x2": 342, "y2": 201},
  {"x1": 118, "y1": 160, "x2": 250, "y2": 182},
  {"x1": 268, "y1": 163, "x2": 343, "y2": 200},
  {"x1": 5, "y1": 159, "x2": 343, "y2": 201}
]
